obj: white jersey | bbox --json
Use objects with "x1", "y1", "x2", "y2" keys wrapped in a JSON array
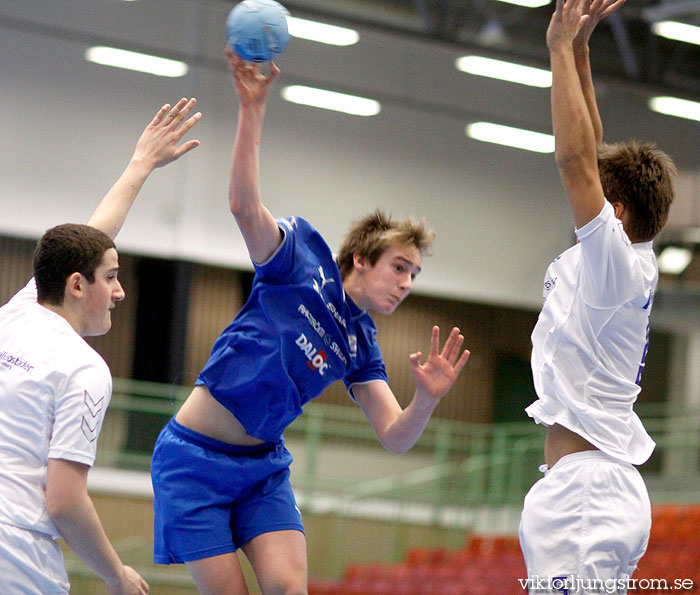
[
  {"x1": 0, "y1": 280, "x2": 112, "y2": 538},
  {"x1": 527, "y1": 201, "x2": 656, "y2": 465}
]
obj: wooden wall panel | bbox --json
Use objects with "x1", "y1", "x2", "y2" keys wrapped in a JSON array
[
  {"x1": 0, "y1": 236, "x2": 34, "y2": 305},
  {"x1": 183, "y1": 264, "x2": 244, "y2": 386},
  {"x1": 317, "y1": 294, "x2": 538, "y2": 424}
]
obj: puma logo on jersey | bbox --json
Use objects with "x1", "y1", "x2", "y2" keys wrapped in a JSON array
[{"x1": 312, "y1": 266, "x2": 335, "y2": 295}]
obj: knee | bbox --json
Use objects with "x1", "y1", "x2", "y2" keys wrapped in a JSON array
[{"x1": 261, "y1": 577, "x2": 307, "y2": 595}]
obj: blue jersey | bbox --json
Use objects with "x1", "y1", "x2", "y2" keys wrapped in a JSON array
[{"x1": 197, "y1": 217, "x2": 387, "y2": 442}]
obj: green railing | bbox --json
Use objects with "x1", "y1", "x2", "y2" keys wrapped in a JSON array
[
  {"x1": 69, "y1": 379, "x2": 700, "y2": 592},
  {"x1": 96, "y1": 378, "x2": 700, "y2": 515}
]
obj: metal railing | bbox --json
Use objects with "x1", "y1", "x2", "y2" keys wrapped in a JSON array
[
  {"x1": 70, "y1": 378, "x2": 700, "y2": 591},
  {"x1": 96, "y1": 378, "x2": 700, "y2": 514}
]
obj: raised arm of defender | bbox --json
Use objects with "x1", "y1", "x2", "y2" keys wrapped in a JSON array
[
  {"x1": 87, "y1": 99, "x2": 201, "y2": 240},
  {"x1": 573, "y1": 0, "x2": 627, "y2": 146},
  {"x1": 547, "y1": 0, "x2": 625, "y2": 230}
]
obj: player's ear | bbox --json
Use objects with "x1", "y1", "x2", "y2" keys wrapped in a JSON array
[
  {"x1": 353, "y1": 252, "x2": 367, "y2": 272},
  {"x1": 65, "y1": 272, "x2": 85, "y2": 300},
  {"x1": 611, "y1": 201, "x2": 625, "y2": 220}
]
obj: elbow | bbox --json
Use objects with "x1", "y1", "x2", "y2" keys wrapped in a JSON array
[
  {"x1": 553, "y1": 134, "x2": 598, "y2": 173},
  {"x1": 384, "y1": 445, "x2": 410, "y2": 455},
  {"x1": 554, "y1": 146, "x2": 583, "y2": 170},
  {"x1": 554, "y1": 148, "x2": 596, "y2": 183},
  {"x1": 379, "y1": 436, "x2": 411, "y2": 455},
  {"x1": 228, "y1": 191, "x2": 245, "y2": 217},
  {"x1": 228, "y1": 191, "x2": 257, "y2": 220},
  {"x1": 45, "y1": 492, "x2": 77, "y2": 525}
]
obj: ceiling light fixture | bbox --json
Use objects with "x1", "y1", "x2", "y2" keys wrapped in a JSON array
[
  {"x1": 652, "y1": 20, "x2": 700, "y2": 46},
  {"x1": 493, "y1": 0, "x2": 551, "y2": 7},
  {"x1": 85, "y1": 46, "x2": 188, "y2": 77},
  {"x1": 649, "y1": 96, "x2": 700, "y2": 122},
  {"x1": 286, "y1": 16, "x2": 359, "y2": 46},
  {"x1": 657, "y1": 246, "x2": 693, "y2": 275},
  {"x1": 466, "y1": 122, "x2": 554, "y2": 153},
  {"x1": 281, "y1": 85, "x2": 380, "y2": 116},
  {"x1": 455, "y1": 55, "x2": 552, "y2": 87}
]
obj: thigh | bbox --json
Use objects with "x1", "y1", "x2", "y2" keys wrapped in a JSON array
[
  {"x1": 185, "y1": 552, "x2": 249, "y2": 595},
  {"x1": 242, "y1": 529, "x2": 308, "y2": 595},
  {"x1": 151, "y1": 423, "x2": 242, "y2": 563},
  {"x1": 520, "y1": 474, "x2": 583, "y2": 583},
  {"x1": 582, "y1": 462, "x2": 651, "y2": 585},
  {"x1": 230, "y1": 465, "x2": 304, "y2": 549},
  {"x1": 520, "y1": 453, "x2": 651, "y2": 592}
]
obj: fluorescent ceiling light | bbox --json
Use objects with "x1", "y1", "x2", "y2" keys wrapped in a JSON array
[
  {"x1": 85, "y1": 46, "x2": 188, "y2": 78},
  {"x1": 466, "y1": 122, "x2": 554, "y2": 153},
  {"x1": 657, "y1": 246, "x2": 692, "y2": 274},
  {"x1": 652, "y1": 20, "x2": 700, "y2": 46},
  {"x1": 494, "y1": 0, "x2": 551, "y2": 7},
  {"x1": 287, "y1": 16, "x2": 359, "y2": 46},
  {"x1": 281, "y1": 85, "x2": 380, "y2": 116},
  {"x1": 456, "y1": 55, "x2": 552, "y2": 87},
  {"x1": 648, "y1": 96, "x2": 700, "y2": 122}
]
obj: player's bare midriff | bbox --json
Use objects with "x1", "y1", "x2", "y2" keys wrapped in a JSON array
[
  {"x1": 544, "y1": 423, "x2": 599, "y2": 469},
  {"x1": 175, "y1": 384, "x2": 266, "y2": 446}
]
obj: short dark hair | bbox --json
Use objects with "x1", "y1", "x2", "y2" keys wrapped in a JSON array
[
  {"x1": 598, "y1": 141, "x2": 676, "y2": 241},
  {"x1": 336, "y1": 210, "x2": 435, "y2": 280},
  {"x1": 33, "y1": 224, "x2": 115, "y2": 305}
]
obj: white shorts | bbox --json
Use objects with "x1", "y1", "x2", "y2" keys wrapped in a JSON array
[
  {"x1": 518, "y1": 450, "x2": 651, "y2": 594},
  {"x1": 0, "y1": 521, "x2": 70, "y2": 594}
]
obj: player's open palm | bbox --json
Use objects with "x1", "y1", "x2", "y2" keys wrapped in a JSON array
[
  {"x1": 226, "y1": 46, "x2": 279, "y2": 107},
  {"x1": 132, "y1": 98, "x2": 201, "y2": 170},
  {"x1": 575, "y1": 0, "x2": 627, "y2": 48},
  {"x1": 547, "y1": 0, "x2": 588, "y2": 51},
  {"x1": 409, "y1": 326, "x2": 470, "y2": 402}
]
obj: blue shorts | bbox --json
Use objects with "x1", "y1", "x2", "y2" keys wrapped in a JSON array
[{"x1": 151, "y1": 418, "x2": 303, "y2": 564}]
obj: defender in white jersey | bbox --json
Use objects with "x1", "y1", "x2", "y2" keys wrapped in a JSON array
[
  {"x1": 0, "y1": 98, "x2": 200, "y2": 594},
  {"x1": 519, "y1": 1, "x2": 676, "y2": 592}
]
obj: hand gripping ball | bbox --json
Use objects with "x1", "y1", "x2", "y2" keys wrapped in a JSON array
[{"x1": 226, "y1": 0, "x2": 291, "y2": 63}]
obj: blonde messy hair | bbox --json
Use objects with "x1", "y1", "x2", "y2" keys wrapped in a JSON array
[{"x1": 336, "y1": 210, "x2": 435, "y2": 280}]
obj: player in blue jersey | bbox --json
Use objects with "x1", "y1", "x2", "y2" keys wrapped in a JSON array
[
  {"x1": 150, "y1": 49, "x2": 471, "y2": 594},
  {"x1": 519, "y1": 1, "x2": 676, "y2": 592}
]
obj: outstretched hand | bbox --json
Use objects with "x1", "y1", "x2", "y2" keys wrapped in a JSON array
[
  {"x1": 131, "y1": 98, "x2": 201, "y2": 170},
  {"x1": 547, "y1": 0, "x2": 589, "y2": 51},
  {"x1": 225, "y1": 46, "x2": 280, "y2": 108},
  {"x1": 409, "y1": 326, "x2": 470, "y2": 403},
  {"x1": 574, "y1": 0, "x2": 627, "y2": 49}
]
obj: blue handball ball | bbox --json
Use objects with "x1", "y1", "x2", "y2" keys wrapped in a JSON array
[{"x1": 226, "y1": 0, "x2": 291, "y2": 63}]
